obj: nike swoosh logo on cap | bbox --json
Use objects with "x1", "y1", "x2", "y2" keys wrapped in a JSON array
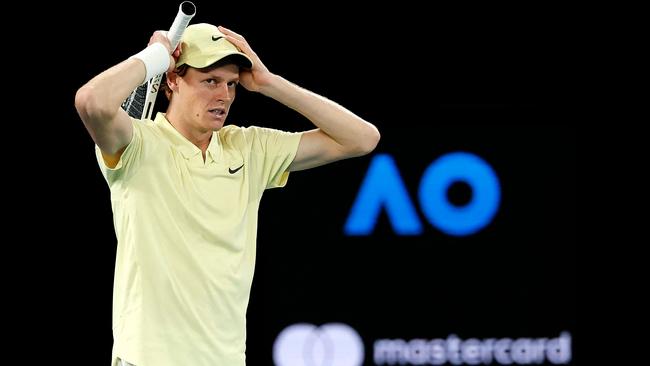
[
  {"x1": 212, "y1": 35, "x2": 223, "y2": 41},
  {"x1": 229, "y1": 164, "x2": 244, "y2": 174}
]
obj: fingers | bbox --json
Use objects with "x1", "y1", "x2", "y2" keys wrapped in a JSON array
[
  {"x1": 224, "y1": 34, "x2": 247, "y2": 51},
  {"x1": 219, "y1": 26, "x2": 250, "y2": 51},
  {"x1": 172, "y1": 43, "x2": 182, "y2": 58},
  {"x1": 218, "y1": 26, "x2": 244, "y2": 41},
  {"x1": 218, "y1": 25, "x2": 267, "y2": 72},
  {"x1": 148, "y1": 30, "x2": 173, "y2": 53}
]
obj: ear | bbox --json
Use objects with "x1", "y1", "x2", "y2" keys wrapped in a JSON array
[{"x1": 166, "y1": 71, "x2": 180, "y2": 92}]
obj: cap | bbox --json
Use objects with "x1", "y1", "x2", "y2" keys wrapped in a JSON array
[{"x1": 176, "y1": 23, "x2": 253, "y2": 69}]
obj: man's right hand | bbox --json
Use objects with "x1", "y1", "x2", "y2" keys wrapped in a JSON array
[{"x1": 149, "y1": 31, "x2": 182, "y2": 73}]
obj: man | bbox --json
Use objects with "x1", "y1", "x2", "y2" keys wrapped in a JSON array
[{"x1": 75, "y1": 23, "x2": 379, "y2": 366}]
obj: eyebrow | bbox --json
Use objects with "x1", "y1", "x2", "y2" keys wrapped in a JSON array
[{"x1": 204, "y1": 74, "x2": 239, "y2": 83}]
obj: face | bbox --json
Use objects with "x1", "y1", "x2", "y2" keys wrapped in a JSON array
[{"x1": 169, "y1": 64, "x2": 240, "y2": 133}]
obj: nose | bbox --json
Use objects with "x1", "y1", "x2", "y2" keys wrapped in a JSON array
[{"x1": 214, "y1": 82, "x2": 233, "y2": 102}]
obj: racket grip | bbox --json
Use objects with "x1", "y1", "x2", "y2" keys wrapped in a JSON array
[{"x1": 168, "y1": 1, "x2": 196, "y2": 50}]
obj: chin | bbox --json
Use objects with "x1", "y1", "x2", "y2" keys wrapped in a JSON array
[
  {"x1": 204, "y1": 118, "x2": 225, "y2": 132},
  {"x1": 213, "y1": 120, "x2": 225, "y2": 131}
]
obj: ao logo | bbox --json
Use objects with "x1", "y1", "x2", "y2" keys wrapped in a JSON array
[
  {"x1": 273, "y1": 323, "x2": 364, "y2": 366},
  {"x1": 345, "y1": 152, "x2": 501, "y2": 236}
]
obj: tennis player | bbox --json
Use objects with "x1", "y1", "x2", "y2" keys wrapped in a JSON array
[{"x1": 74, "y1": 23, "x2": 380, "y2": 366}]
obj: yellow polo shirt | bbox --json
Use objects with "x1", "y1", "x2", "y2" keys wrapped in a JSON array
[{"x1": 95, "y1": 113, "x2": 302, "y2": 366}]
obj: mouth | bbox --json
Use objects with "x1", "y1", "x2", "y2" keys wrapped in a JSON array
[{"x1": 208, "y1": 107, "x2": 226, "y2": 119}]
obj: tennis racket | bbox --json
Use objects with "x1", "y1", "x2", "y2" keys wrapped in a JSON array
[{"x1": 121, "y1": 1, "x2": 196, "y2": 120}]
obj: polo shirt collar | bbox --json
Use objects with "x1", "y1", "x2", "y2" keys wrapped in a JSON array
[{"x1": 154, "y1": 113, "x2": 222, "y2": 163}]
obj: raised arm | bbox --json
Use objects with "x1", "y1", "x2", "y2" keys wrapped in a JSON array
[
  {"x1": 74, "y1": 31, "x2": 176, "y2": 167},
  {"x1": 219, "y1": 26, "x2": 380, "y2": 172}
]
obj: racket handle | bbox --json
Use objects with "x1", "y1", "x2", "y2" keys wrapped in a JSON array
[
  {"x1": 133, "y1": 1, "x2": 196, "y2": 120},
  {"x1": 168, "y1": 1, "x2": 196, "y2": 50}
]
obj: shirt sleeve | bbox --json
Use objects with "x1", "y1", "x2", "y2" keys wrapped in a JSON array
[
  {"x1": 246, "y1": 126, "x2": 303, "y2": 190},
  {"x1": 95, "y1": 118, "x2": 147, "y2": 185}
]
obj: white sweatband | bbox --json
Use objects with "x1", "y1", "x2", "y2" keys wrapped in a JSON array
[{"x1": 129, "y1": 42, "x2": 170, "y2": 85}]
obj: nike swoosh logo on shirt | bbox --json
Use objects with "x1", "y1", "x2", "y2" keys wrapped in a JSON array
[
  {"x1": 229, "y1": 164, "x2": 244, "y2": 174},
  {"x1": 212, "y1": 35, "x2": 223, "y2": 41}
]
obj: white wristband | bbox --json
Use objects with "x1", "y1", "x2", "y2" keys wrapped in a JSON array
[{"x1": 129, "y1": 42, "x2": 170, "y2": 85}]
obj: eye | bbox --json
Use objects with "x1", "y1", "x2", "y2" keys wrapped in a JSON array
[
  {"x1": 227, "y1": 81, "x2": 239, "y2": 88},
  {"x1": 205, "y1": 79, "x2": 217, "y2": 84}
]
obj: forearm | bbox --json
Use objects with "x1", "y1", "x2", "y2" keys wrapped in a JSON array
[
  {"x1": 76, "y1": 59, "x2": 145, "y2": 120},
  {"x1": 260, "y1": 74, "x2": 380, "y2": 153},
  {"x1": 76, "y1": 34, "x2": 172, "y2": 156},
  {"x1": 75, "y1": 57, "x2": 150, "y2": 155}
]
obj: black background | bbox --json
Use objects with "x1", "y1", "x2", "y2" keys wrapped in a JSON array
[{"x1": 26, "y1": 1, "x2": 574, "y2": 365}]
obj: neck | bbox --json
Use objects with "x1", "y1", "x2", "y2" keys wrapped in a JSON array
[{"x1": 165, "y1": 109, "x2": 212, "y2": 157}]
